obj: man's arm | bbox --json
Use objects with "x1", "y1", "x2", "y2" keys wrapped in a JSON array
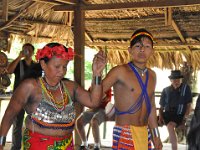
[
  {"x1": 7, "y1": 52, "x2": 23, "y2": 74},
  {"x1": 184, "y1": 85, "x2": 193, "y2": 119},
  {"x1": 184, "y1": 103, "x2": 192, "y2": 119}
]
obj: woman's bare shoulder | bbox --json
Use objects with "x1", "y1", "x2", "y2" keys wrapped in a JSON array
[{"x1": 16, "y1": 78, "x2": 39, "y2": 93}]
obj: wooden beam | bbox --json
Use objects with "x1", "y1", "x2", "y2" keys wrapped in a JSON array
[
  {"x1": 53, "y1": 0, "x2": 200, "y2": 11},
  {"x1": 15, "y1": 19, "x2": 72, "y2": 27},
  {"x1": 171, "y1": 19, "x2": 191, "y2": 52},
  {"x1": 73, "y1": 2, "x2": 85, "y2": 147},
  {"x1": 165, "y1": 7, "x2": 172, "y2": 26},
  {"x1": 5, "y1": 30, "x2": 70, "y2": 41},
  {"x1": 74, "y1": 4, "x2": 85, "y2": 86},
  {"x1": 172, "y1": 20, "x2": 186, "y2": 42},
  {"x1": 32, "y1": 0, "x2": 63, "y2": 5},
  {"x1": 87, "y1": 41, "x2": 200, "y2": 47},
  {"x1": 55, "y1": 0, "x2": 76, "y2": 4},
  {"x1": 85, "y1": 32, "x2": 100, "y2": 51},
  {"x1": 2, "y1": 0, "x2": 8, "y2": 21},
  {"x1": 0, "y1": 1, "x2": 36, "y2": 31}
]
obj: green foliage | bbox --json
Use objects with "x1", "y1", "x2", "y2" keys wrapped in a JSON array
[{"x1": 85, "y1": 61, "x2": 92, "y2": 80}]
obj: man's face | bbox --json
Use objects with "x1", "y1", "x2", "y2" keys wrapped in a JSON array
[
  {"x1": 22, "y1": 45, "x2": 34, "y2": 58},
  {"x1": 128, "y1": 37, "x2": 153, "y2": 64},
  {"x1": 171, "y1": 78, "x2": 182, "y2": 89}
]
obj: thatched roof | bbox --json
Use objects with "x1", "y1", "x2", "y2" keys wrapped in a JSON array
[{"x1": 1, "y1": 0, "x2": 200, "y2": 70}]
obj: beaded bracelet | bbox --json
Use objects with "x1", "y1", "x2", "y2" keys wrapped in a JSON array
[
  {"x1": 0, "y1": 136, "x2": 6, "y2": 146},
  {"x1": 151, "y1": 128, "x2": 160, "y2": 138},
  {"x1": 94, "y1": 76, "x2": 101, "y2": 85}
]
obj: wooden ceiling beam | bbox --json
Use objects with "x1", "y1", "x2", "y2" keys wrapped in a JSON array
[
  {"x1": 171, "y1": 19, "x2": 191, "y2": 52},
  {"x1": 87, "y1": 41, "x2": 200, "y2": 47},
  {"x1": 2, "y1": 0, "x2": 8, "y2": 21},
  {"x1": 85, "y1": 32, "x2": 100, "y2": 51},
  {"x1": 14, "y1": 19, "x2": 72, "y2": 27},
  {"x1": 53, "y1": 0, "x2": 200, "y2": 11},
  {"x1": 54, "y1": 0, "x2": 76, "y2": 4},
  {"x1": 32, "y1": 0, "x2": 63, "y2": 5},
  {"x1": 0, "y1": 1, "x2": 36, "y2": 31},
  {"x1": 33, "y1": 0, "x2": 76, "y2": 5},
  {"x1": 165, "y1": 7, "x2": 172, "y2": 26}
]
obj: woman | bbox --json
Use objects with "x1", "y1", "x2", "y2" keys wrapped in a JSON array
[
  {"x1": 0, "y1": 42, "x2": 106, "y2": 149},
  {"x1": 187, "y1": 95, "x2": 200, "y2": 150}
]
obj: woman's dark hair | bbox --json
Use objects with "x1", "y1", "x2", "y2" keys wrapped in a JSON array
[
  {"x1": 187, "y1": 96, "x2": 200, "y2": 150},
  {"x1": 130, "y1": 28, "x2": 153, "y2": 47}
]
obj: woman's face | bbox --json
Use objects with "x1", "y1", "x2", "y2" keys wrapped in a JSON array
[{"x1": 41, "y1": 56, "x2": 69, "y2": 85}]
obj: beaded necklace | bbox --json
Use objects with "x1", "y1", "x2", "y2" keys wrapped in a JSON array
[
  {"x1": 39, "y1": 77, "x2": 68, "y2": 111},
  {"x1": 131, "y1": 62, "x2": 147, "y2": 76},
  {"x1": 43, "y1": 78, "x2": 61, "y2": 91}
]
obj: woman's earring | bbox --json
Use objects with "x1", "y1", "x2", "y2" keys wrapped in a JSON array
[{"x1": 42, "y1": 70, "x2": 45, "y2": 77}]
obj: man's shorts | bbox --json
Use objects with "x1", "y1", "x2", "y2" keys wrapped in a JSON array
[
  {"x1": 81, "y1": 108, "x2": 106, "y2": 125},
  {"x1": 163, "y1": 111, "x2": 184, "y2": 126}
]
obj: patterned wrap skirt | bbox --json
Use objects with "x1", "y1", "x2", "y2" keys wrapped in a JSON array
[
  {"x1": 23, "y1": 128, "x2": 74, "y2": 150},
  {"x1": 112, "y1": 125, "x2": 152, "y2": 150}
]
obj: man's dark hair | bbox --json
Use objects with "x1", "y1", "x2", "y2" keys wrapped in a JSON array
[
  {"x1": 130, "y1": 28, "x2": 153, "y2": 47},
  {"x1": 23, "y1": 43, "x2": 35, "y2": 52}
]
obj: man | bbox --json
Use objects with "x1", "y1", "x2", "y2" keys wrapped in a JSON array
[
  {"x1": 76, "y1": 89, "x2": 113, "y2": 150},
  {"x1": 187, "y1": 94, "x2": 200, "y2": 150},
  {"x1": 7, "y1": 43, "x2": 35, "y2": 150},
  {"x1": 101, "y1": 29, "x2": 162, "y2": 150},
  {"x1": 158, "y1": 70, "x2": 192, "y2": 150}
]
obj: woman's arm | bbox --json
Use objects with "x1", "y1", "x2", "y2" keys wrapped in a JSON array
[{"x1": 0, "y1": 79, "x2": 34, "y2": 147}]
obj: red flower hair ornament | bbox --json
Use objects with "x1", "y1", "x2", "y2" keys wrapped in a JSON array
[{"x1": 35, "y1": 45, "x2": 75, "y2": 61}]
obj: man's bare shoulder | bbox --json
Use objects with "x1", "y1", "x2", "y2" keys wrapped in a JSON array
[
  {"x1": 148, "y1": 68, "x2": 156, "y2": 77},
  {"x1": 109, "y1": 64, "x2": 130, "y2": 74}
]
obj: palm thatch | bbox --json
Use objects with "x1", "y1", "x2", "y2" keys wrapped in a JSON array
[{"x1": 0, "y1": 0, "x2": 200, "y2": 70}]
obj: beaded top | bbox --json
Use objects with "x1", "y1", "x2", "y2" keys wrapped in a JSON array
[{"x1": 30, "y1": 78, "x2": 76, "y2": 130}]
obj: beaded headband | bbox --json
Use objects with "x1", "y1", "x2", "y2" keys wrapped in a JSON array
[
  {"x1": 35, "y1": 45, "x2": 75, "y2": 61},
  {"x1": 130, "y1": 32, "x2": 153, "y2": 43}
]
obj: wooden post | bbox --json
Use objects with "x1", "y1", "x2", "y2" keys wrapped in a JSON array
[{"x1": 73, "y1": 1, "x2": 85, "y2": 148}]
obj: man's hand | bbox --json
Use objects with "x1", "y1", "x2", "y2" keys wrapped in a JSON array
[
  {"x1": 153, "y1": 137, "x2": 163, "y2": 150},
  {"x1": 92, "y1": 50, "x2": 107, "y2": 76}
]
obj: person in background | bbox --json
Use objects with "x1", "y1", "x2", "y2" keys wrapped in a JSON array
[
  {"x1": 187, "y1": 94, "x2": 200, "y2": 150},
  {"x1": 76, "y1": 88, "x2": 112, "y2": 150},
  {"x1": 158, "y1": 70, "x2": 192, "y2": 150},
  {"x1": 0, "y1": 42, "x2": 106, "y2": 149},
  {"x1": 101, "y1": 29, "x2": 162, "y2": 150},
  {"x1": 7, "y1": 43, "x2": 35, "y2": 150}
]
